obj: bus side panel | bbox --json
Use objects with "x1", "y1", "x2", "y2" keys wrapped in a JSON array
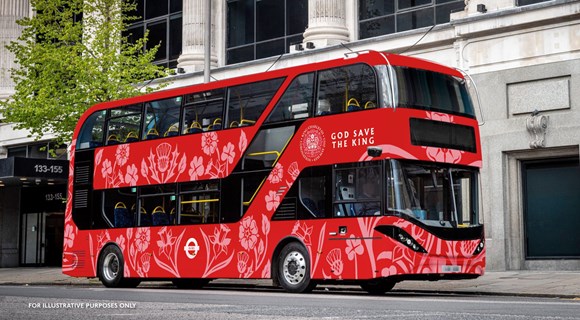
[{"x1": 62, "y1": 218, "x2": 484, "y2": 280}]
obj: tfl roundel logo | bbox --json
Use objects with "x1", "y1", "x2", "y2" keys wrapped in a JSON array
[
  {"x1": 184, "y1": 238, "x2": 200, "y2": 259},
  {"x1": 300, "y1": 125, "x2": 325, "y2": 162}
]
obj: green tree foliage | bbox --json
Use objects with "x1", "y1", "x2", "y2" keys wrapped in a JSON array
[{"x1": 0, "y1": 0, "x2": 170, "y2": 145}]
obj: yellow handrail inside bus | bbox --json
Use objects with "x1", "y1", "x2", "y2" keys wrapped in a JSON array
[
  {"x1": 247, "y1": 150, "x2": 281, "y2": 158},
  {"x1": 240, "y1": 119, "x2": 256, "y2": 126},
  {"x1": 345, "y1": 97, "x2": 360, "y2": 111},
  {"x1": 181, "y1": 199, "x2": 219, "y2": 204},
  {"x1": 124, "y1": 131, "x2": 138, "y2": 142},
  {"x1": 107, "y1": 134, "x2": 119, "y2": 144},
  {"x1": 190, "y1": 121, "x2": 202, "y2": 130},
  {"x1": 243, "y1": 177, "x2": 268, "y2": 206},
  {"x1": 147, "y1": 128, "x2": 159, "y2": 139},
  {"x1": 207, "y1": 118, "x2": 222, "y2": 130},
  {"x1": 152, "y1": 206, "x2": 165, "y2": 214},
  {"x1": 115, "y1": 202, "x2": 126, "y2": 209},
  {"x1": 364, "y1": 101, "x2": 376, "y2": 109},
  {"x1": 164, "y1": 125, "x2": 179, "y2": 137},
  {"x1": 229, "y1": 120, "x2": 239, "y2": 128}
]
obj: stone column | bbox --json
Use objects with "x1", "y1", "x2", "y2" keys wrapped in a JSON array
[
  {"x1": 0, "y1": 0, "x2": 28, "y2": 100},
  {"x1": 303, "y1": 0, "x2": 349, "y2": 48},
  {"x1": 177, "y1": 0, "x2": 217, "y2": 73}
]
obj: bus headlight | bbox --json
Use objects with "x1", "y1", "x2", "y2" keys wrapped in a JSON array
[
  {"x1": 375, "y1": 226, "x2": 427, "y2": 253},
  {"x1": 472, "y1": 238, "x2": 485, "y2": 255}
]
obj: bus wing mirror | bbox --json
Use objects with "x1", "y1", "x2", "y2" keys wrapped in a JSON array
[{"x1": 367, "y1": 146, "x2": 382, "y2": 158}]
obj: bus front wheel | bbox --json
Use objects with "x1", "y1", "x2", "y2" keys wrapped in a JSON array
[
  {"x1": 97, "y1": 245, "x2": 140, "y2": 288},
  {"x1": 277, "y1": 242, "x2": 316, "y2": 293}
]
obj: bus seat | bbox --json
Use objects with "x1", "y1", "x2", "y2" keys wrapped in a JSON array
[
  {"x1": 146, "y1": 128, "x2": 159, "y2": 140},
  {"x1": 208, "y1": 118, "x2": 222, "y2": 131},
  {"x1": 114, "y1": 202, "x2": 132, "y2": 227},
  {"x1": 140, "y1": 207, "x2": 151, "y2": 226},
  {"x1": 125, "y1": 131, "x2": 139, "y2": 143},
  {"x1": 107, "y1": 134, "x2": 120, "y2": 145},
  {"x1": 152, "y1": 206, "x2": 169, "y2": 226},
  {"x1": 364, "y1": 101, "x2": 376, "y2": 109},
  {"x1": 188, "y1": 122, "x2": 203, "y2": 134},
  {"x1": 229, "y1": 120, "x2": 239, "y2": 128},
  {"x1": 164, "y1": 125, "x2": 179, "y2": 137},
  {"x1": 346, "y1": 98, "x2": 361, "y2": 112}
]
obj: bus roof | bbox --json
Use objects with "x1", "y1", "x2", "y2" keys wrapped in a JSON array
[{"x1": 74, "y1": 50, "x2": 463, "y2": 139}]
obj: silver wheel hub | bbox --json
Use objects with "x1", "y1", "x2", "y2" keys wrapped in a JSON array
[
  {"x1": 282, "y1": 250, "x2": 306, "y2": 285},
  {"x1": 103, "y1": 252, "x2": 120, "y2": 281}
]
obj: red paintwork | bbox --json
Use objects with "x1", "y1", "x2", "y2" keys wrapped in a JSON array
[{"x1": 63, "y1": 51, "x2": 484, "y2": 281}]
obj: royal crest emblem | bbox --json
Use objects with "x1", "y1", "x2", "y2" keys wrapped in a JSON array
[{"x1": 300, "y1": 125, "x2": 325, "y2": 162}]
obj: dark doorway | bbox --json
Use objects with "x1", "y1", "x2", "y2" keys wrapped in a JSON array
[
  {"x1": 20, "y1": 212, "x2": 64, "y2": 266},
  {"x1": 522, "y1": 157, "x2": 580, "y2": 258},
  {"x1": 45, "y1": 214, "x2": 64, "y2": 266}
]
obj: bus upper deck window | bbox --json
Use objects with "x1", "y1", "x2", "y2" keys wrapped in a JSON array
[
  {"x1": 143, "y1": 98, "x2": 181, "y2": 140},
  {"x1": 265, "y1": 73, "x2": 314, "y2": 123},
  {"x1": 227, "y1": 78, "x2": 284, "y2": 128},
  {"x1": 317, "y1": 64, "x2": 377, "y2": 116},
  {"x1": 106, "y1": 104, "x2": 142, "y2": 145},
  {"x1": 183, "y1": 89, "x2": 225, "y2": 134},
  {"x1": 76, "y1": 110, "x2": 106, "y2": 150}
]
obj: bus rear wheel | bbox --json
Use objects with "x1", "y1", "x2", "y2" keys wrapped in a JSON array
[
  {"x1": 277, "y1": 242, "x2": 316, "y2": 293},
  {"x1": 360, "y1": 279, "x2": 396, "y2": 295},
  {"x1": 98, "y1": 245, "x2": 140, "y2": 288}
]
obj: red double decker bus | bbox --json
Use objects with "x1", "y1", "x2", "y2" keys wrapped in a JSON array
[{"x1": 64, "y1": 50, "x2": 484, "y2": 293}]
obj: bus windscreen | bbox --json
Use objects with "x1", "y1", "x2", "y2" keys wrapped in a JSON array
[{"x1": 395, "y1": 67, "x2": 476, "y2": 118}]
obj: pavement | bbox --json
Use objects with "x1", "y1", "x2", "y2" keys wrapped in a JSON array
[{"x1": 0, "y1": 267, "x2": 579, "y2": 298}]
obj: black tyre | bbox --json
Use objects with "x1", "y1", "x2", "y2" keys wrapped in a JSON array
[
  {"x1": 277, "y1": 242, "x2": 316, "y2": 293},
  {"x1": 172, "y1": 278, "x2": 210, "y2": 289},
  {"x1": 97, "y1": 245, "x2": 140, "y2": 288},
  {"x1": 360, "y1": 279, "x2": 396, "y2": 295}
]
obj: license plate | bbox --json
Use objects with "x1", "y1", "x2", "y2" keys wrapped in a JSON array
[{"x1": 441, "y1": 265, "x2": 461, "y2": 273}]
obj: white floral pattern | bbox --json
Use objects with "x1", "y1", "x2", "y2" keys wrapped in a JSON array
[
  {"x1": 188, "y1": 156, "x2": 204, "y2": 180},
  {"x1": 268, "y1": 163, "x2": 284, "y2": 184},
  {"x1": 115, "y1": 144, "x2": 130, "y2": 166},
  {"x1": 202, "y1": 132, "x2": 219, "y2": 155},
  {"x1": 239, "y1": 216, "x2": 259, "y2": 250}
]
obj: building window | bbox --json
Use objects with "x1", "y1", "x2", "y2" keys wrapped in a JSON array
[
  {"x1": 226, "y1": 0, "x2": 308, "y2": 64},
  {"x1": 358, "y1": 0, "x2": 464, "y2": 40},
  {"x1": 125, "y1": 0, "x2": 183, "y2": 68},
  {"x1": 516, "y1": 0, "x2": 552, "y2": 6},
  {"x1": 7, "y1": 143, "x2": 67, "y2": 159}
]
